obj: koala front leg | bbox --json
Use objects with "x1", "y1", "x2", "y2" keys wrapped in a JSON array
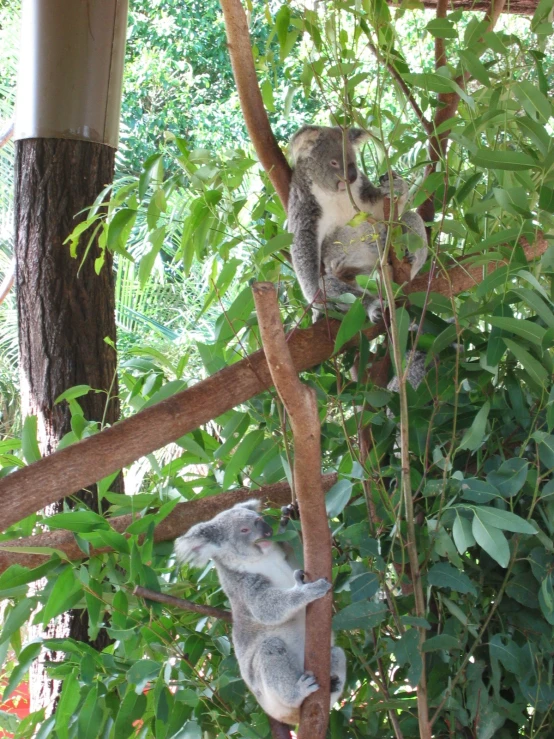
[{"x1": 248, "y1": 575, "x2": 331, "y2": 626}]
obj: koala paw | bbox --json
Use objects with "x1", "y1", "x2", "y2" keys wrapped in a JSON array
[
  {"x1": 294, "y1": 569, "x2": 305, "y2": 585},
  {"x1": 297, "y1": 671, "x2": 320, "y2": 698},
  {"x1": 367, "y1": 299, "x2": 383, "y2": 323},
  {"x1": 328, "y1": 257, "x2": 358, "y2": 282},
  {"x1": 379, "y1": 172, "x2": 408, "y2": 198},
  {"x1": 304, "y1": 577, "x2": 332, "y2": 600}
]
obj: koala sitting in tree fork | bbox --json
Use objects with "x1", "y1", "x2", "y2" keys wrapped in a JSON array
[
  {"x1": 174, "y1": 500, "x2": 346, "y2": 725},
  {"x1": 288, "y1": 125, "x2": 428, "y2": 322}
]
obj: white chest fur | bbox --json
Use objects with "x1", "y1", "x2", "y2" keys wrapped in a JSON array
[
  {"x1": 232, "y1": 545, "x2": 296, "y2": 590},
  {"x1": 311, "y1": 183, "x2": 358, "y2": 246}
]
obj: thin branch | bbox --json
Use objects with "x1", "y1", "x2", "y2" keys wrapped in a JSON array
[
  {"x1": 133, "y1": 585, "x2": 232, "y2": 622},
  {"x1": 367, "y1": 42, "x2": 432, "y2": 135},
  {"x1": 0, "y1": 120, "x2": 13, "y2": 148},
  {"x1": 0, "y1": 475, "x2": 338, "y2": 576},
  {"x1": 219, "y1": 0, "x2": 292, "y2": 207},
  {"x1": 0, "y1": 236, "x2": 546, "y2": 532},
  {"x1": 252, "y1": 282, "x2": 331, "y2": 739},
  {"x1": 0, "y1": 260, "x2": 15, "y2": 306}
]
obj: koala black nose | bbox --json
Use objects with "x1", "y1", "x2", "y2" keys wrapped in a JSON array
[
  {"x1": 257, "y1": 518, "x2": 273, "y2": 538},
  {"x1": 347, "y1": 162, "x2": 358, "y2": 184}
]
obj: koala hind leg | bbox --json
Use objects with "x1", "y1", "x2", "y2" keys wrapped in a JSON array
[
  {"x1": 258, "y1": 637, "x2": 319, "y2": 718},
  {"x1": 399, "y1": 211, "x2": 428, "y2": 279},
  {"x1": 330, "y1": 646, "x2": 347, "y2": 705},
  {"x1": 319, "y1": 274, "x2": 382, "y2": 324}
]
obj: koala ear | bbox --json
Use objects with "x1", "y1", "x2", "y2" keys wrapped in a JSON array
[
  {"x1": 289, "y1": 126, "x2": 322, "y2": 164},
  {"x1": 347, "y1": 128, "x2": 370, "y2": 148},
  {"x1": 233, "y1": 499, "x2": 262, "y2": 512},
  {"x1": 174, "y1": 523, "x2": 222, "y2": 567}
]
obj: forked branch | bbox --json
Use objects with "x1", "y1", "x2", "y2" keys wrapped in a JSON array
[{"x1": 252, "y1": 282, "x2": 332, "y2": 739}]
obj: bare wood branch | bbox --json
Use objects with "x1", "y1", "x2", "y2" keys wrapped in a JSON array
[
  {"x1": 268, "y1": 718, "x2": 293, "y2": 739},
  {"x1": 252, "y1": 282, "x2": 331, "y2": 739},
  {"x1": 133, "y1": 585, "x2": 232, "y2": 622},
  {"x1": 0, "y1": 475, "x2": 337, "y2": 576},
  {"x1": 0, "y1": 237, "x2": 546, "y2": 532},
  {"x1": 0, "y1": 120, "x2": 13, "y2": 148},
  {"x1": 219, "y1": 0, "x2": 292, "y2": 208}
]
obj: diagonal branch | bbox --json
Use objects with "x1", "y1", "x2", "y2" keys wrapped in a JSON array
[
  {"x1": 252, "y1": 282, "x2": 331, "y2": 739},
  {"x1": 0, "y1": 475, "x2": 337, "y2": 576},
  {"x1": 133, "y1": 585, "x2": 232, "y2": 622}
]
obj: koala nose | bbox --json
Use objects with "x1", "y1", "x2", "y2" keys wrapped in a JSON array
[
  {"x1": 347, "y1": 162, "x2": 358, "y2": 184},
  {"x1": 258, "y1": 518, "x2": 273, "y2": 538}
]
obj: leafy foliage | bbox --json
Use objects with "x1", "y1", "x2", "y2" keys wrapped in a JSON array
[{"x1": 2, "y1": 0, "x2": 554, "y2": 737}]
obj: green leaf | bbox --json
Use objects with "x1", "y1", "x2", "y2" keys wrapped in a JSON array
[
  {"x1": 459, "y1": 49, "x2": 490, "y2": 86},
  {"x1": 222, "y1": 429, "x2": 264, "y2": 489},
  {"x1": 128, "y1": 659, "x2": 161, "y2": 693},
  {"x1": 332, "y1": 600, "x2": 388, "y2": 630},
  {"x1": 488, "y1": 317, "x2": 545, "y2": 346},
  {"x1": 55, "y1": 385, "x2": 93, "y2": 403},
  {"x1": 452, "y1": 513, "x2": 476, "y2": 554},
  {"x1": 422, "y1": 634, "x2": 462, "y2": 652},
  {"x1": 461, "y1": 478, "x2": 500, "y2": 504},
  {"x1": 114, "y1": 691, "x2": 147, "y2": 738},
  {"x1": 77, "y1": 684, "x2": 105, "y2": 739},
  {"x1": 458, "y1": 401, "x2": 490, "y2": 451},
  {"x1": 473, "y1": 506, "x2": 535, "y2": 534},
  {"x1": 2, "y1": 641, "x2": 42, "y2": 702},
  {"x1": 489, "y1": 634, "x2": 522, "y2": 676},
  {"x1": 139, "y1": 226, "x2": 166, "y2": 288},
  {"x1": 333, "y1": 300, "x2": 367, "y2": 353},
  {"x1": 503, "y1": 338, "x2": 548, "y2": 386},
  {"x1": 42, "y1": 566, "x2": 83, "y2": 623},
  {"x1": 506, "y1": 573, "x2": 539, "y2": 607},
  {"x1": 472, "y1": 514, "x2": 510, "y2": 567},
  {"x1": 426, "y1": 18, "x2": 458, "y2": 38},
  {"x1": 349, "y1": 572, "x2": 380, "y2": 602},
  {"x1": 486, "y1": 458, "x2": 528, "y2": 498},
  {"x1": 46, "y1": 510, "x2": 110, "y2": 533},
  {"x1": 427, "y1": 562, "x2": 477, "y2": 595},
  {"x1": 470, "y1": 149, "x2": 539, "y2": 171},
  {"x1": 325, "y1": 479, "x2": 352, "y2": 518},
  {"x1": 402, "y1": 72, "x2": 455, "y2": 93},
  {"x1": 55, "y1": 669, "x2": 80, "y2": 739},
  {"x1": 0, "y1": 598, "x2": 35, "y2": 645},
  {"x1": 22, "y1": 415, "x2": 41, "y2": 464},
  {"x1": 512, "y1": 81, "x2": 552, "y2": 122},
  {"x1": 107, "y1": 208, "x2": 137, "y2": 253}
]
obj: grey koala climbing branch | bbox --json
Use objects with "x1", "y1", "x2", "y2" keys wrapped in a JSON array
[{"x1": 252, "y1": 282, "x2": 332, "y2": 739}]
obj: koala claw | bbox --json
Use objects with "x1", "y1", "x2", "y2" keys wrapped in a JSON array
[
  {"x1": 305, "y1": 577, "x2": 332, "y2": 599},
  {"x1": 367, "y1": 299, "x2": 383, "y2": 323},
  {"x1": 294, "y1": 569, "x2": 305, "y2": 585},
  {"x1": 378, "y1": 172, "x2": 408, "y2": 198},
  {"x1": 298, "y1": 671, "x2": 320, "y2": 696}
]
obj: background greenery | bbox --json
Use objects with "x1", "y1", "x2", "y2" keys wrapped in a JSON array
[{"x1": 1, "y1": 0, "x2": 554, "y2": 736}]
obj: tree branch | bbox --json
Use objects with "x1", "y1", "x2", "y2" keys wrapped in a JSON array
[
  {"x1": 219, "y1": 0, "x2": 292, "y2": 207},
  {"x1": 0, "y1": 236, "x2": 546, "y2": 532},
  {"x1": 0, "y1": 475, "x2": 337, "y2": 576},
  {"x1": 133, "y1": 585, "x2": 232, "y2": 622},
  {"x1": 252, "y1": 282, "x2": 331, "y2": 739}
]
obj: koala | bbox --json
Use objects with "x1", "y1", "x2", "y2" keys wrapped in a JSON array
[
  {"x1": 288, "y1": 125, "x2": 428, "y2": 322},
  {"x1": 174, "y1": 500, "x2": 346, "y2": 726}
]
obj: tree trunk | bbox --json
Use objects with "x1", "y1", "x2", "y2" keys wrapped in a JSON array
[{"x1": 14, "y1": 138, "x2": 122, "y2": 711}]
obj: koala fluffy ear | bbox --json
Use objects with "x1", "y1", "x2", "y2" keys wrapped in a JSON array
[
  {"x1": 289, "y1": 126, "x2": 321, "y2": 164},
  {"x1": 174, "y1": 523, "x2": 222, "y2": 567},
  {"x1": 348, "y1": 128, "x2": 370, "y2": 148},
  {"x1": 233, "y1": 499, "x2": 262, "y2": 512}
]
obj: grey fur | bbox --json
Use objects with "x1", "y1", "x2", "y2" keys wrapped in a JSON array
[
  {"x1": 174, "y1": 500, "x2": 346, "y2": 725},
  {"x1": 288, "y1": 125, "x2": 428, "y2": 322}
]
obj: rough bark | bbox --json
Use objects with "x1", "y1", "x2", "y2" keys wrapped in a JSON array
[{"x1": 14, "y1": 138, "x2": 121, "y2": 710}]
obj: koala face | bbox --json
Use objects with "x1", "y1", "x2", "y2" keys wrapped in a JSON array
[
  {"x1": 174, "y1": 500, "x2": 274, "y2": 568},
  {"x1": 290, "y1": 125, "x2": 370, "y2": 193}
]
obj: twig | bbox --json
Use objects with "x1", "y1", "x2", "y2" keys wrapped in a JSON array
[
  {"x1": 219, "y1": 0, "x2": 292, "y2": 207},
  {"x1": 0, "y1": 475, "x2": 338, "y2": 576},
  {"x1": 252, "y1": 282, "x2": 331, "y2": 739},
  {"x1": 0, "y1": 120, "x2": 13, "y2": 148},
  {"x1": 133, "y1": 585, "x2": 232, "y2": 622},
  {"x1": 367, "y1": 42, "x2": 432, "y2": 135},
  {"x1": 0, "y1": 261, "x2": 15, "y2": 306}
]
